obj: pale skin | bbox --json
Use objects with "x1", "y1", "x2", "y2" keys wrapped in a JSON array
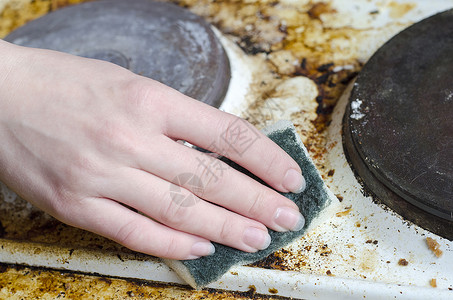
[{"x1": 0, "y1": 39, "x2": 306, "y2": 260}]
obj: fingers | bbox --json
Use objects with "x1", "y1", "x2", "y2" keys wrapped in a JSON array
[
  {"x1": 134, "y1": 137, "x2": 305, "y2": 233},
  {"x1": 66, "y1": 197, "x2": 215, "y2": 260},
  {"x1": 151, "y1": 83, "x2": 305, "y2": 194},
  {"x1": 100, "y1": 167, "x2": 272, "y2": 253}
]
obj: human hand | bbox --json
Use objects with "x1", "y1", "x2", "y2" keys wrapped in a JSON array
[{"x1": 0, "y1": 40, "x2": 305, "y2": 260}]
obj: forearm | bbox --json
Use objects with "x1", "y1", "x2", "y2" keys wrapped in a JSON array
[
  {"x1": 0, "y1": 39, "x2": 20, "y2": 85},
  {"x1": 0, "y1": 40, "x2": 18, "y2": 178}
]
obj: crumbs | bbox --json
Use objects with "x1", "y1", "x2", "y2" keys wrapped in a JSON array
[
  {"x1": 426, "y1": 237, "x2": 443, "y2": 258},
  {"x1": 268, "y1": 288, "x2": 278, "y2": 294},
  {"x1": 398, "y1": 259, "x2": 409, "y2": 266}
]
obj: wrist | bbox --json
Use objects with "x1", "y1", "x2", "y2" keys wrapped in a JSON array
[
  {"x1": 0, "y1": 40, "x2": 27, "y2": 118},
  {"x1": 0, "y1": 39, "x2": 19, "y2": 82}
]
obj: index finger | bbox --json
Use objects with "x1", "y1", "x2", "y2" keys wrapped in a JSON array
[{"x1": 160, "y1": 86, "x2": 306, "y2": 194}]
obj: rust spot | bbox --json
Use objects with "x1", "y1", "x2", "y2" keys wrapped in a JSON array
[
  {"x1": 398, "y1": 259, "x2": 409, "y2": 266},
  {"x1": 365, "y1": 240, "x2": 378, "y2": 245}
]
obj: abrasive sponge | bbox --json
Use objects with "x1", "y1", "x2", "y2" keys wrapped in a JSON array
[{"x1": 164, "y1": 120, "x2": 339, "y2": 289}]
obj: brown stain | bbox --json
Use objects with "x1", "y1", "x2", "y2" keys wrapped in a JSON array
[
  {"x1": 249, "y1": 248, "x2": 295, "y2": 271},
  {"x1": 178, "y1": 0, "x2": 363, "y2": 133},
  {"x1": 0, "y1": 220, "x2": 6, "y2": 238},
  {"x1": 0, "y1": 264, "x2": 285, "y2": 299},
  {"x1": 318, "y1": 244, "x2": 332, "y2": 257},
  {"x1": 247, "y1": 285, "x2": 257, "y2": 294},
  {"x1": 249, "y1": 237, "x2": 337, "y2": 273},
  {"x1": 307, "y1": 2, "x2": 336, "y2": 20},
  {"x1": 50, "y1": 0, "x2": 89, "y2": 11},
  {"x1": 387, "y1": 1, "x2": 416, "y2": 19},
  {"x1": 429, "y1": 278, "x2": 437, "y2": 288},
  {"x1": 359, "y1": 249, "x2": 378, "y2": 272},
  {"x1": 336, "y1": 208, "x2": 352, "y2": 217}
]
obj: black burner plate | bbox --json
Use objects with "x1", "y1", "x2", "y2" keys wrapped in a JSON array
[
  {"x1": 5, "y1": 0, "x2": 230, "y2": 107},
  {"x1": 343, "y1": 9, "x2": 453, "y2": 240}
]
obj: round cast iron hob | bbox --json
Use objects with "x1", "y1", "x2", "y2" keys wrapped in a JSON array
[
  {"x1": 343, "y1": 9, "x2": 453, "y2": 240},
  {"x1": 4, "y1": 0, "x2": 230, "y2": 107}
]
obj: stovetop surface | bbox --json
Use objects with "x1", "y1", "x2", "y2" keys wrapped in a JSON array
[{"x1": 1, "y1": 0, "x2": 453, "y2": 298}]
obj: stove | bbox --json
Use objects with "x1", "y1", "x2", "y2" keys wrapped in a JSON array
[{"x1": 0, "y1": 0, "x2": 453, "y2": 299}]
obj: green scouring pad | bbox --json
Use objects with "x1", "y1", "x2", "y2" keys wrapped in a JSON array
[{"x1": 163, "y1": 120, "x2": 339, "y2": 289}]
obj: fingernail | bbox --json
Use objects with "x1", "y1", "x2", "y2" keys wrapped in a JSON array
[
  {"x1": 188, "y1": 242, "x2": 215, "y2": 259},
  {"x1": 273, "y1": 207, "x2": 305, "y2": 232},
  {"x1": 283, "y1": 169, "x2": 306, "y2": 193},
  {"x1": 243, "y1": 227, "x2": 271, "y2": 251}
]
